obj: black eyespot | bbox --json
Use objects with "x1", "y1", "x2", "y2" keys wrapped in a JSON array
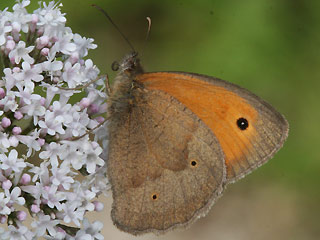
[
  {"x1": 111, "y1": 61, "x2": 119, "y2": 71},
  {"x1": 190, "y1": 160, "x2": 198, "y2": 167},
  {"x1": 237, "y1": 118, "x2": 249, "y2": 130},
  {"x1": 152, "y1": 194, "x2": 158, "y2": 200}
]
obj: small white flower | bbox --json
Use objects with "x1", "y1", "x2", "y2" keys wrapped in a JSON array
[
  {"x1": 9, "y1": 0, "x2": 32, "y2": 33},
  {"x1": 64, "y1": 110, "x2": 90, "y2": 137},
  {"x1": 21, "y1": 181, "x2": 45, "y2": 206},
  {"x1": 51, "y1": 164, "x2": 74, "y2": 190},
  {"x1": 3, "y1": 68, "x2": 19, "y2": 91},
  {"x1": 1, "y1": 224, "x2": 34, "y2": 240},
  {"x1": 60, "y1": 202, "x2": 84, "y2": 227},
  {"x1": 31, "y1": 214, "x2": 60, "y2": 237},
  {"x1": 17, "y1": 129, "x2": 42, "y2": 157},
  {"x1": 81, "y1": 218, "x2": 104, "y2": 240},
  {"x1": 73, "y1": 33, "x2": 97, "y2": 58},
  {"x1": 19, "y1": 96, "x2": 46, "y2": 125},
  {"x1": 8, "y1": 41, "x2": 34, "y2": 64},
  {"x1": 42, "y1": 52, "x2": 63, "y2": 76},
  {"x1": 38, "y1": 110, "x2": 65, "y2": 136},
  {"x1": 39, "y1": 142, "x2": 65, "y2": 167},
  {"x1": 81, "y1": 141, "x2": 104, "y2": 174},
  {"x1": 52, "y1": 32, "x2": 76, "y2": 55},
  {"x1": 15, "y1": 89, "x2": 41, "y2": 105},
  {"x1": 42, "y1": 186, "x2": 65, "y2": 210},
  {"x1": 0, "y1": 192, "x2": 10, "y2": 215},
  {"x1": 84, "y1": 59, "x2": 99, "y2": 80},
  {"x1": 36, "y1": 1, "x2": 66, "y2": 34},
  {"x1": 0, "y1": 19, "x2": 12, "y2": 46},
  {"x1": 62, "y1": 62, "x2": 85, "y2": 88},
  {"x1": 59, "y1": 141, "x2": 85, "y2": 170},
  {"x1": 6, "y1": 187, "x2": 25, "y2": 206},
  {"x1": 15, "y1": 62, "x2": 44, "y2": 84},
  {"x1": 0, "y1": 149, "x2": 26, "y2": 173},
  {"x1": 0, "y1": 91, "x2": 19, "y2": 112},
  {"x1": 51, "y1": 101, "x2": 73, "y2": 124},
  {"x1": 0, "y1": 132, "x2": 10, "y2": 153}
]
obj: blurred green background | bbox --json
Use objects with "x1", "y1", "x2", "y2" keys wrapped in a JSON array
[{"x1": 1, "y1": 0, "x2": 320, "y2": 239}]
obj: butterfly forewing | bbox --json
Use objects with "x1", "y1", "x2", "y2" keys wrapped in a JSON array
[{"x1": 136, "y1": 72, "x2": 289, "y2": 183}]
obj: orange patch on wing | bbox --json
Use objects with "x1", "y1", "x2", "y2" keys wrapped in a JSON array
[{"x1": 136, "y1": 72, "x2": 258, "y2": 177}]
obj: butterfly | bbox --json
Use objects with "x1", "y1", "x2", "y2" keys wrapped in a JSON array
[{"x1": 105, "y1": 51, "x2": 289, "y2": 235}]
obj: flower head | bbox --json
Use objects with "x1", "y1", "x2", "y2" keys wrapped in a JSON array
[{"x1": 0, "y1": 1, "x2": 108, "y2": 238}]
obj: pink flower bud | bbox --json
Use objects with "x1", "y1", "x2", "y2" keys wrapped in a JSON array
[
  {"x1": 37, "y1": 138, "x2": 45, "y2": 146},
  {"x1": 95, "y1": 116, "x2": 105, "y2": 123},
  {"x1": 36, "y1": 35, "x2": 50, "y2": 49},
  {"x1": 16, "y1": 211, "x2": 27, "y2": 222},
  {"x1": 89, "y1": 103, "x2": 99, "y2": 114},
  {"x1": 40, "y1": 48, "x2": 49, "y2": 56},
  {"x1": 12, "y1": 67, "x2": 20, "y2": 73},
  {"x1": 12, "y1": 126, "x2": 22, "y2": 135},
  {"x1": 69, "y1": 52, "x2": 79, "y2": 64},
  {"x1": 0, "y1": 215, "x2": 7, "y2": 224},
  {"x1": 31, "y1": 204, "x2": 40, "y2": 213},
  {"x1": 0, "y1": 88, "x2": 5, "y2": 99},
  {"x1": 1, "y1": 117, "x2": 11, "y2": 128},
  {"x1": 93, "y1": 201, "x2": 104, "y2": 212},
  {"x1": 50, "y1": 212, "x2": 56, "y2": 219},
  {"x1": 20, "y1": 173, "x2": 31, "y2": 185},
  {"x1": 31, "y1": 14, "x2": 38, "y2": 24},
  {"x1": 80, "y1": 98, "x2": 90, "y2": 108},
  {"x1": 37, "y1": 27, "x2": 44, "y2": 36},
  {"x1": 5, "y1": 40, "x2": 15, "y2": 52},
  {"x1": 92, "y1": 141, "x2": 99, "y2": 149},
  {"x1": 14, "y1": 111, "x2": 23, "y2": 120},
  {"x1": 2, "y1": 179, "x2": 12, "y2": 190},
  {"x1": 9, "y1": 56, "x2": 16, "y2": 65}
]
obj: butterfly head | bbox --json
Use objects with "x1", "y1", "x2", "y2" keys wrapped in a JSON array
[{"x1": 112, "y1": 51, "x2": 144, "y2": 76}]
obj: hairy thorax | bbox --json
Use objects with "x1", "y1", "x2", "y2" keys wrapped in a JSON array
[{"x1": 107, "y1": 52, "x2": 144, "y2": 115}]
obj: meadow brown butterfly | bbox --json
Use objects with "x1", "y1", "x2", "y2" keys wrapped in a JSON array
[{"x1": 105, "y1": 51, "x2": 289, "y2": 235}]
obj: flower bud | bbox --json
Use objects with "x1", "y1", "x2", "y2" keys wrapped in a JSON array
[
  {"x1": 20, "y1": 173, "x2": 31, "y2": 185},
  {"x1": 1, "y1": 117, "x2": 11, "y2": 128},
  {"x1": 14, "y1": 111, "x2": 23, "y2": 120},
  {"x1": 93, "y1": 201, "x2": 104, "y2": 212},
  {"x1": 31, "y1": 204, "x2": 40, "y2": 213},
  {"x1": 12, "y1": 126, "x2": 22, "y2": 135},
  {"x1": 2, "y1": 179, "x2": 12, "y2": 190},
  {"x1": 0, "y1": 88, "x2": 5, "y2": 99},
  {"x1": 16, "y1": 211, "x2": 27, "y2": 222}
]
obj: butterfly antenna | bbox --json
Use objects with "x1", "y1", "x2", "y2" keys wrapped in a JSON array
[
  {"x1": 92, "y1": 4, "x2": 136, "y2": 52},
  {"x1": 145, "y1": 17, "x2": 152, "y2": 42},
  {"x1": 142, "y1": 16, "x2": 152, "y2": 55}
]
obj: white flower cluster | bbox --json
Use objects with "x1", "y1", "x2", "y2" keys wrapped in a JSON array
[{"x1": 0, "y1": 1, "x2": 108, "y2": 239}]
